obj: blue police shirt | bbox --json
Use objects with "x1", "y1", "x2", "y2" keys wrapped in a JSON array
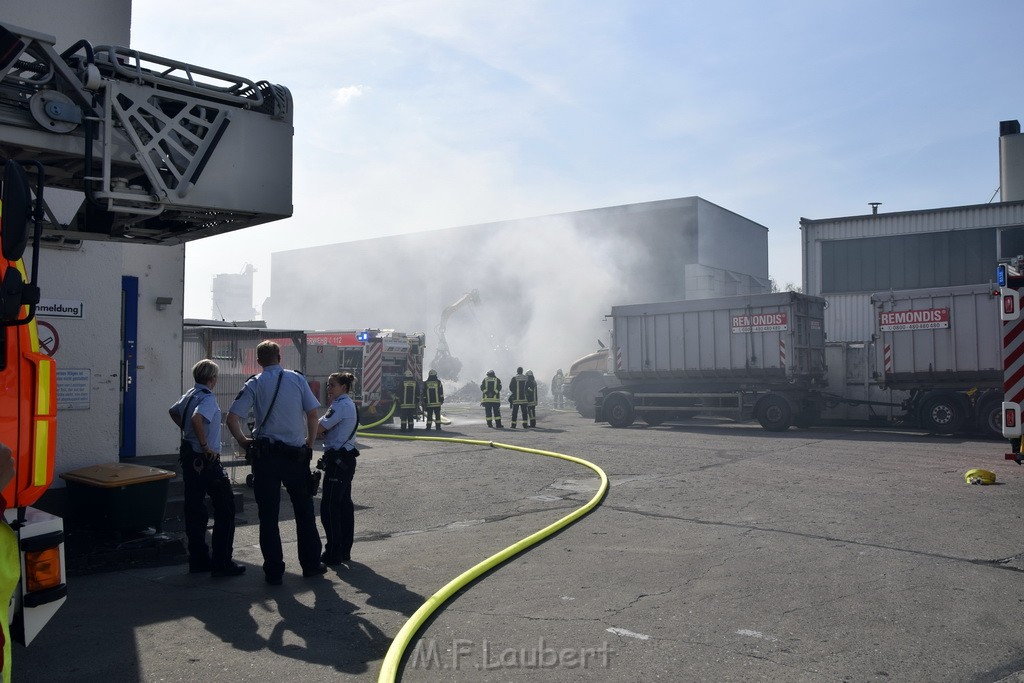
[
  {"x1": 170, "y1": 385, "x2": 221, "y2": 454},
  {"x1": 319, "y1": 394, "x2": 358, "y2": 451},
  {"x1": 228, "y1": 364, "x2": 320, "y2": 447}
]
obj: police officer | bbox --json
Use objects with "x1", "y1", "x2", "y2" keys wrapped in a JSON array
[
  {"x1": 480, "y1": 370, "x2": 504, "y2": 428},
  {"x1": 423, "y1": 369, "x2": 444, "y2": 431},
  {"x1": 525, "y1": 370, "x2": 538, "y2": 428},
  {"x1": 169, "y1": 359, "x2": 244, "y2": 577},
  {"x1": 397, "y1": 370, "x2": 419, "y2": 431},
  {"x1": 315, "y1": 372, "x2": 358, "y2": 565},
  {"x1": 226, "y1": 340, "x2": 324, "y2": 584},
  {"x1": 551, "y1": 369, "x2": 565, "y2": 409},
  {"x1": 509, "y1": 366, "x2": 529, "y2": 429}
]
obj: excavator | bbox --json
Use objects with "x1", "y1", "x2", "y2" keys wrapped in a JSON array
[{"x1": 430, "y1": 289, "x2": 480, "y2": 381}]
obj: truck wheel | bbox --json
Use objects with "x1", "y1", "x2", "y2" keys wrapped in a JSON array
[
  {"x1": 756, "y1": 394, "x2": 793, "y2": 432},
  {"x1": 919, "y1": 393, "x2": 967, "y2": 434},
  {"x1": 604, "y1": 393, "x2": 635, "y2": 428},
  {"x1": 573, "y1": 373, "x2": 604, "y2": 419},
  {"x1": 975, "y1": 395, "x2": 1002, "y2": 439}
]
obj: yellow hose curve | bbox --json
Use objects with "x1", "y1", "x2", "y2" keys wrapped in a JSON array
[
  {"x1": 357, "y1": 401, "x2": 397, "y2": 431},
  {"x1": 361, "y1": 430, "x2": 609, "y2": 682}
]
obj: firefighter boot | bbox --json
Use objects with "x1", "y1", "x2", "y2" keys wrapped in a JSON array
[
  {"x1": 530, "y1": 420, "x2": 536, "y2": 428},
  {"x1": 496, "y1": 420, "x2": 504, "y2": 428},
  {"x1": 486, "y1": 420, "x2": 493, "y2": 428}
]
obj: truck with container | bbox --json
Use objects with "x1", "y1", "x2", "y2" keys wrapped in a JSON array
[
  {"x1": 595, "y1": 292, "x2": 828, "y2": 431},
  {"x1": 589, "y1": 285, "x2": 1005, "y2": 435},
  {"x1": 870, "y1": 283, "x2": 1002, "y2": 437},
  {"x1": 0, "y1": 18, "x2": 294, "y2": 645},
  {"x1": 306, "y1": 329, "x2": 426, "y2": 425}
]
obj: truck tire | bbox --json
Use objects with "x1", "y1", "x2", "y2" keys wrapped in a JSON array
[
  {"x1": 603, "y1": 393, "x2": 635, "y2": 428},
  {"x1": 918, "y1": 392, "x2": 968, "y2": 434},
  {"x1": 975, "y1": 394, "x2": 1002, "y2": 439},
  {"x1": 572, "y1": 373, "x2": 605, "y2": 419},
  {"x1": 756, "y1": 394, "x2": 793, "y2": 432}
]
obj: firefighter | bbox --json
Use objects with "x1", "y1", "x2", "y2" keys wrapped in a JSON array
[
  {"x1": 509, "y1": 366, "x2": 530, "y2": 428},
  {"x1": 480, "y1": 370, "x2": 504, "y2": 428},
  {"x1": 423, "y1": 369, "x2": 445, "y2": 430},
  {"x1": 525, "y1": 370, "x2": 538, "y2": 428},
  {"x1": 397, "y1": 370, "x2": 419, "y2": 431},
  {"x1": 551, "y1": 369, "x2": 565, "y2": 409}
]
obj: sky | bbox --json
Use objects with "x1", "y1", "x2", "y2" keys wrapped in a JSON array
[{"x1": 130, "y1": 0, "x2": 1024, "y2": 320}]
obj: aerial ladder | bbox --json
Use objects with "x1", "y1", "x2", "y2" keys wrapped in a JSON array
[
  {"x1": 0, "y1": 20, "x2": 294, "y2": 643},
  {"x1": 0, "y1": 21, "x2": 293, "y2": 243},
  {"x1": 431, "y1": 289, "x2": 480, "y2": 381}
]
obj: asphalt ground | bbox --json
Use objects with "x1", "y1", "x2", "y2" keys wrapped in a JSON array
[{"x1": 14, "y1": 405, "x2": 1024, "y2": 682}]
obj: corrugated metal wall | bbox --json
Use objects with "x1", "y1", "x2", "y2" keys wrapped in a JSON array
[
  {"x1": 182, "y1": 326, "x2": 308, "y2": 453},
  {"x1": 802, "y1": 201, "x2": 1024, "y2": 341}
]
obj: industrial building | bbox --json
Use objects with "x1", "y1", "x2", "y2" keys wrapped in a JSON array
[
  {"x1": 800, "y1": 121, "x2": 1024, "y2": 423},
  {"x1": 264, "y1": 196, "x2": 772, "y2": 382}
]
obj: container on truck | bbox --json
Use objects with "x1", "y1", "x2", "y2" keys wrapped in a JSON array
[
  {"x1": 595, "y1": 292, "x2": 828, "y2": 431},
  {"x1": 871, "y1": 283, "x2": 1003, "y2": 437}
]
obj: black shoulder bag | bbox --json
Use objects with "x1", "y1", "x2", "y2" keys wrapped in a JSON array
[{"x1": 247, "y1": 371, "x2": 284, "y2": 462}]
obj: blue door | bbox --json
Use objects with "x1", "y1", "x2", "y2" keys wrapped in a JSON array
[{"x1": 120, "y1": 276, "x2": 138, "y2": 458}]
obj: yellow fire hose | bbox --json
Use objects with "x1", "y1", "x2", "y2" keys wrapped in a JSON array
[
  {"x1": 358, "y1": 427, "x2": 609, "y2": 683},
  {"x1": 356, "y1": 402, "x2": 452, "y2": 428}
]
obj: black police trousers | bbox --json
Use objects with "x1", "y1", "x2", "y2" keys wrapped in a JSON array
[
  {"x1": 252, "y1": 446, "x2": 322, "y2": 579},
  {"x1": 321, "y1": 449, "x2": 357, "y2": 562},
  {"x1": 180, "y1": 446, "x2": 236, "y2": 569}
]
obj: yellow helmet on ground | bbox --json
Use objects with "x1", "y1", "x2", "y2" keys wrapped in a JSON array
[{"x1": 964, "y1": 469, "x2": 996, "y2": 485}]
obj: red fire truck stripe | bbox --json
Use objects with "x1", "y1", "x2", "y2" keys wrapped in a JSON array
[
  {"x1": 1005, "y1": 364, "x2": 1024, "y2": 403},
  {"x1": 364, "y1": 343, "x2": 383, "y2": 399},
  {"x1": 1003, "y1": 318, "x2": 1024, "y2": 403}
]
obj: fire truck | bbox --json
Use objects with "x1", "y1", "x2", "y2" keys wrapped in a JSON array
[
  {"x1": 0, "y1": 19, "x2": 294, "y2": 642},
  {"x1": 306, "y1": 330, "x2": 426, "y2": 424},
  {"x1": 999, "y1": 257, "x2": 1024, "y2": 459}
]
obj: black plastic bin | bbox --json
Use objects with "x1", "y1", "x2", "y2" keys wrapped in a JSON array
[{"x1": 60, "y1": 463, "x2": 175, "y2": 535}]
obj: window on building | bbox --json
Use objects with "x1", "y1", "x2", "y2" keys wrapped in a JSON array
[
  {"x1": 821, "y1": 228, "x2": 996, "y2": 293},
  {"x1": 999, "y1": 225, "x2": 1024, "y2": 260}
]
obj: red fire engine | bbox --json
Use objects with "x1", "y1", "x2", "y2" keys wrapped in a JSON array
[{"x1": 306, "y1": 329, "x2": 426, "y2": 424}]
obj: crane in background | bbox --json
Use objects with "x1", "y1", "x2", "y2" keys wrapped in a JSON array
[{"x1": 431, "y1": 289, "x2": 480, "y2": 381}]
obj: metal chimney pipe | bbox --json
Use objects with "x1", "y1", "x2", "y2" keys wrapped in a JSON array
[
  {"x1": 999, "y1": 120, "x2": 1024, "y2": 202},
  {"x1": 869, "y1": 202, "x2": 881, "y2": 215}
]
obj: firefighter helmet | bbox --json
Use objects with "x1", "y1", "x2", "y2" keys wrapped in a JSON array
[
  {"x1": 487, "y1": 370, "x2": 495, "y2": 376},
  {"x1": 405, "y1": 370, "x2": 413, "y2": 378},
  {"x1": 526, "y1": 370, "x2": 533, "y2": 376},
  {"x1": 428, "y1": 369, "x2": 438, "y2": 377},
  {"x1": 965, "y1": 468, "x2": 996, "y2": 485}
]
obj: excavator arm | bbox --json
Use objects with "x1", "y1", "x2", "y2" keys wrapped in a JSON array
[{"x1": 431, "y1": 289, "x2": 480, "y2": 381}]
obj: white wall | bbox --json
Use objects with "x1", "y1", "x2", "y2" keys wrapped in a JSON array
[{"x1": 8, "y1": 0, "x2": 187, "y2": 478}]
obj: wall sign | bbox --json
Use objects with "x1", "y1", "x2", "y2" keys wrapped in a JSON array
[
  {"x1": 37, "y1": 299, "x2": 84, "y2": 318},
  {"x1": 56, "y1": 368, "x2": 91, "y2": 410}
]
